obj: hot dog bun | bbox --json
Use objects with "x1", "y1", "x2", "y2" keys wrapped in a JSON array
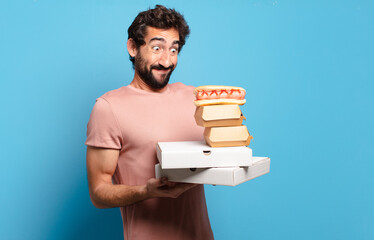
[
  {"x1": 194, "y1": 99, "x2": 246, "y2": 106},
  {"x1": 194, "y1": 85, "x2": 246, "y2": 106}
]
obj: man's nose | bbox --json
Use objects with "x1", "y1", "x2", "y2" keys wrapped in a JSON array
[{"x1": 158, "y1": 50, "x2": 172, "y2": 68}]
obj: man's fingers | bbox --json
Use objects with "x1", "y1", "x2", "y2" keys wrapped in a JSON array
[
  {"x1": 147, "y1": 177, "x2": 176, "y2": 190},
  {"x1": 148, "y1": 178, "x2": 166, "y2": 188},
  {"x1": 160, "y1": 177, "x2": 174, "y2": 186},
  {"x1": 177, "y1": 183, "x2": 198, "y2": 189},
  {"x1": 160, "y1": 177, "x2": 167, "y2": 184},
  {"x1": 160, "y1": 183, "x2": 198, "y2": 198},
  {"x1": 173, "y1": 183, "x2": 198, "y2": 191},
  {"x1": 147, "y1": 178, "x2": 199, "y2": 199}
]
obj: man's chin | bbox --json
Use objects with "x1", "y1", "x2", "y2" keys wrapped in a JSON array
[
  {"x1": 151, "y1": 73, "x2": 170, "y2": 83},
  {"x1": 152, "y1": 70, "x2": 170, "y2": 79},
  {"x1": 154, "y1": 76, "x2": 167, "y2": 83},
  {"x1": 143, "y1": 76, "x2": 169, "y2": 89}
]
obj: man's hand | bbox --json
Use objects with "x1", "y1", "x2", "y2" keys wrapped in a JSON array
[{"x1": 146, "y1": 177, "x2": 197, "y2": 199}]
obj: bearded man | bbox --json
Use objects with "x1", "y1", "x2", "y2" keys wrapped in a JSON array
[{"x1": 85, "y1": 5, "x2": 214, "y2": 240}]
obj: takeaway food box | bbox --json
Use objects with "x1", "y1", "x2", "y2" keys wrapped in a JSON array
[
  {"x1": 194, "y1": 104, "x2": 253, "y2": 148},
  {"x1": 156, "y1": 141, "x2": 253, "y2": 169},
  {"x1": 194, "y1": 104, "x2": 245, "y2": 127},
  {"x1": 155, "y1": 156, "x2": 270, "y2": 186},
  {"x1": 155, "y1": 141, "x2": 270, "y2": 186}
]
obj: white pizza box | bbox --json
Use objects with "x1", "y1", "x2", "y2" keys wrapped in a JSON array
[
  {"x1": 156, "y1": 141, "x2": 252, "y2": 169},
  {"x1": 155, "y1": 157, "x2": 270, "y2": 186}
]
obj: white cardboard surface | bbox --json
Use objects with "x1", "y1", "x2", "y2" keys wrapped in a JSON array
[
  {"x1": 156, "y1": 141, "x2": 253, "y2": 169},
  {"x1": 155, "y1": 156, "x2": 270, "y2": 186}
]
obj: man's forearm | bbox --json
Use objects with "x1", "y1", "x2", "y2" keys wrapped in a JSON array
[
  {"x1": 89, "y1": 178, "x2": 197, "y2": 208},
  {"x1": 90, "y1": 183, "x2": 148, "y2": 208}
]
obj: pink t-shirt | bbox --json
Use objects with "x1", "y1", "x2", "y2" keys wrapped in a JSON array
[{"x1": 86, "y1": 82, "x2": 214, "y2": 240}]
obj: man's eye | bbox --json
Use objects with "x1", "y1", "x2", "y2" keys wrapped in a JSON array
[
  {"x1": 152, "y1": 46, "x2": 160, "y2": 51},
  {"x1": 170, "y1": 48, "x2": 178, "y2": 54}
]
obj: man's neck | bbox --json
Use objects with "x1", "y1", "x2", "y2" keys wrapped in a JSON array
[{"x1": 130, "y1": 73, "x2": 168, "y2": 93}]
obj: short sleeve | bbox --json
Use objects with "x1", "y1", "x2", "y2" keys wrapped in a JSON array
[{"x1": 85, "y1": 98, "x2": 122, "y2": 149}]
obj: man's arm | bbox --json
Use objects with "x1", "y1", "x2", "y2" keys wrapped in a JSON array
[{"x1": 86, "y1": 146, "x2": 197, "y2": 208}]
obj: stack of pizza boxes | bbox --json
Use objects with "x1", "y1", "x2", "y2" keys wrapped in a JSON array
[{"x1": 155, "y1": 86, "x2": 270, "y2": 186}]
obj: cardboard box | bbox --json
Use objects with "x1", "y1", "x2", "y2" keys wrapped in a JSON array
[
  {"x1": 155, "y1": 157, "x2": 270, "y2": 186},
  {"x1": 194, "y1": 104, "x2": 244, "y2": 127},
  {"x1": 156, "y1": 141, "x2": 252, "y2": 169},
  {"x1": 204, "y1": 125, "x2": 253, "y2": 147}
]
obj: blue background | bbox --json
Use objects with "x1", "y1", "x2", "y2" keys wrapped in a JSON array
[{"x1": 1, "y1": 0, "x2": 373, "y2": 239}]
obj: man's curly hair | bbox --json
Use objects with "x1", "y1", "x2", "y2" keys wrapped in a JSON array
[{"x1": 127, "y1": 5, "x2": 190, "y2": 66}]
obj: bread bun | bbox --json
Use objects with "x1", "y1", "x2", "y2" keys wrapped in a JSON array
[{"x1": 194, "y1": 99, "x2": 246, "y2": 106}]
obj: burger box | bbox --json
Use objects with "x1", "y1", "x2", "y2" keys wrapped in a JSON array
[
  {"x1": 194, "y1": 104, "x2": 245, "y2": 127},
  {"x1": 155, "y1": 157, "x2": 270, "y2": 186},
  {"x1": 204, "y1": 125, "x2": 253, "y2": 148},
  {"x1": 156, "y1": 141, "x2": 253, "y2": 169}
]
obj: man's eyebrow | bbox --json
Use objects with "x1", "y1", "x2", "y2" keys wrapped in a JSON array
[
  {"x1": 172, "y1": 40, "x2": 181, "y2": 46},
  {"x1": 149, "y1": 37, "x2": 166, "y2": 43},
  {"x1": 149, "y1": 38, "x2": 180, "y2": 46}
]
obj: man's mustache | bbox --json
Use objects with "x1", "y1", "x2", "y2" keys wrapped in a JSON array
[{"x1": 151, "y1": 64, "x2": 174, "y2": 71}]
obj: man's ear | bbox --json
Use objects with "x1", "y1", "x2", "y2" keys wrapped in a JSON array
[{"x1": 127, "y1": 38, "x2": 137, "y2": 57}]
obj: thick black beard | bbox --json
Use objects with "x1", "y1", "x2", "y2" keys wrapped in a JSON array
[{"x1": 135, "y1": 54, "x2": 174, "y2": 90}]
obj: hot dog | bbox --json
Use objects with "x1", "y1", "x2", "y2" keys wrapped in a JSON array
[{"x1": 193, "y1": 85, "x2": 246, "y2": 106}]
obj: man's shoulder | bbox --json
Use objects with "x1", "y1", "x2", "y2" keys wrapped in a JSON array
[
  {"x1": 169, "y1": 82, "x2": 195, "y2": 92},
  {"x1": 98, "y1": 86, "x2": 130, "y2": 102}
]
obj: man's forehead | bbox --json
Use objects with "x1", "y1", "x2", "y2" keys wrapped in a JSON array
[{"x1": 145, "y1": 26, "x2": 180, "y2": 43}]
